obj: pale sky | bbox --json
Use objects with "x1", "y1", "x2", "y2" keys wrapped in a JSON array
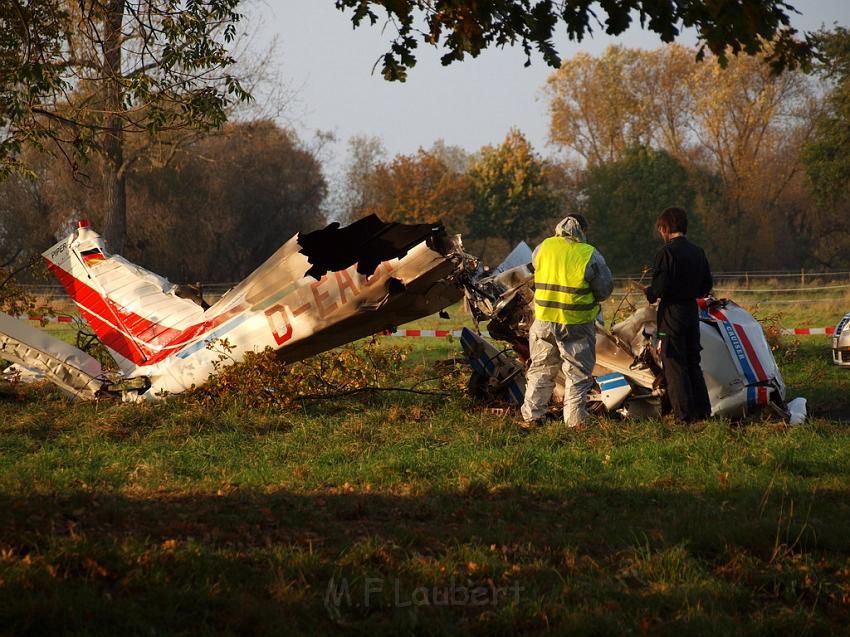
[{"x1": 253, "y1": 1, "x2": 850, "y2": 162}]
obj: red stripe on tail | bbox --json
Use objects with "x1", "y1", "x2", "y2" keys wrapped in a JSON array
[{"x1": 45, "y1": 258, "x2": 250, "y2": 367}]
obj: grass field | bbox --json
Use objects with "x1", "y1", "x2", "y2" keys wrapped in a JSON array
[{"x1": 1, "y1": 290, "x2": 849, "y2": 635}]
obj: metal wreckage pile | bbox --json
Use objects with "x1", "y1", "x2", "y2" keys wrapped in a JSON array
[
  {"x1": 459, "y1": 245, "x2": 805, "y2": 423},
  {"x1": 0, "y1": 216, "x2": 805, "y2": 422}
]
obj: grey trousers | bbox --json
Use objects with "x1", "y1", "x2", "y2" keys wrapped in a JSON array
[{"x1": 520, "y1": 319, "x2": 596, "y2": 426}]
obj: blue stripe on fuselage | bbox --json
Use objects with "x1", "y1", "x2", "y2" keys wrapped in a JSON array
[
  {"x1": 596, "y1": 372, "x2": 629, "y2": 391},
  {"x1": 175, "y1": 313, "x2": 254, "y2": 360},
  {"x1": 714, "y1": 315, "x2": 758, "y2": 405},
  {"x1": 599, "y1": 378, "x2": 629, "y2": 390}
]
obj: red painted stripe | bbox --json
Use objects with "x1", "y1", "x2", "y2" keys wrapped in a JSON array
[
  {"x1": 78, "y1": 306, "x2": 148, "y2": 365},
  {"x1": 406, "y1": 330, "x2": 421, "y2": 337},
  {"x1": 48, "y1": 258, "x2": 194, "y2": 348},
  {"x1": 57, "y1": 316, "x2": 73, "y2": 323},
  {"x1": 46, "y1": 259, "x2": 234, "y2": 366},
  {"x1": 733, "y1": 323, "x2": 769, "y2": 382},
  {"x1": 435, "y1": 330, "x2": 450, "y2": 337},
  {"x1": 50, "y1": 263, "x2": 257, "y2": 367},
  {"x1": 793, "y1": 328, "x2": 809, "y2": 334},
  {"x1": 46, "y1": 260, "x2": 150, "y2": 364},
  {"x1": 710, "y1": 307, "x2": 770, "y2": 385},
  {"x1": 827, "y1": 327, "x2": 835, "y2": 334},
  {"x1": 709, "y1": 308, "x2": 727, "y2": 324}
]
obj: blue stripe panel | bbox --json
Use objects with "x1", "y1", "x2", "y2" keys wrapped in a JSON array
[
  {"x1": 462, "y1": 327, "x2": 524, "y2": 405},
  {"x1": 596, "y1": 372, "x2": 629, "y2": 390},
  {"x1": 461, "y1": 329, "x2": 495, "y2": 377},
  {"x1": 714, "y1": 315, "x2": 760, "y2": 406},
  {"x1": 175, "y1": 313, "x2": 253, "y2": 359},
  {"x1": 599, "y1": 378, "x2": 630, "y2": 390},
  {"x1": 837, "y1": 314, "x2": 850, "y2": 336},
  {"x1": 596, "y1": 372, "x2": 623, "y2": 382}
]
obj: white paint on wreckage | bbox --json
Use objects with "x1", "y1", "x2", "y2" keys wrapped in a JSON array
[
  {"x1": 42, "y1": 217, "x2": 464, "y2": 401},
  {"x1": 833, "y1": 311, "x2": 850, "y2": 368}
]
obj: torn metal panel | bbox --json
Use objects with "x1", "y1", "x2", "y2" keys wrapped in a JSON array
[
  {"x1": 0, "y1": 312, "x2": 104, "y2": 400},
  {"x1": 43, "y1": 215, "x2": 465, "y2": 400},
  {"x1": 833, "y1": 311, "x2": 850, "y2": 367},
  {"x1": 460, "y1": 327, "x2": 525, "y2": 405}
]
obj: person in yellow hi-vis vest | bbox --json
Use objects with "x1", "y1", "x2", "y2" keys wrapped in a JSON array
[{"x1": 521, "y1": 215, "x2": 613, "y2": 428}]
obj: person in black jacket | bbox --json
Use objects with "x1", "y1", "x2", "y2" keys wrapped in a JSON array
[{"x1": 639, "y1": 207, "x2": 713, "y2": 422}]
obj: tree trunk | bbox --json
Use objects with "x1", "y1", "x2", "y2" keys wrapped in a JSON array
[{"x1": 101, "y1": 0, "x2": 126, "y2": 253}]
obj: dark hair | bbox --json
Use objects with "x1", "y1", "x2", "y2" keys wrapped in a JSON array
[
  {"x1": 568, "y1": 214, "x2": 589, "y2": 232},
  {"x1": 656, "y1": 207, "x2": 688, "y2": 234}
]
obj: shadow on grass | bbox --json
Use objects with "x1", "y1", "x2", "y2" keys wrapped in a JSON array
[
  {"x1": 782, "y1": 340, "x2": 850, "y2": 421},
  {"x1": 1, "y1": 485, "x2": 849, "y2": 635}
]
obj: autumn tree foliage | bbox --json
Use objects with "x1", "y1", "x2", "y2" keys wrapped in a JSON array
[
  {"x1": 334, "y1": 135, "x2": 387, "y2": 223},
  {"x1": 340, "y1": 131, "x2": 556, "y2": 263},
  {"x1": 127, "y1": 121, "x2": 326, "y2": 282},
  {"x1": 350, "y1": 147, "x2": 471, "y2": 231},
  {"x1": 801, "y1": 28, "x2": 850, "y2": 267},
  {"x1": 546, "y1": 44, "x2": 817, "y2": 269},
  {"x1": 546, "y1": 45, "x2": 697, "y2": 166},
  {"x1": 802, "y1": 29, "x2": 850, "y2": 208},
  {"x1": 466, "y1": 129, "x2": 557, "y2": 250},
  {"x1": 579, "y1": 146, "x2": 695, "y2": 274}
]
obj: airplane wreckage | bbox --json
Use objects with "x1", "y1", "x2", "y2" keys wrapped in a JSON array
[
  {"x1": 0, "y1": 218, "x2": 805, "y2": 422},
  {"x1": 460, "y1": 252, "x2": 805, "y2": 423},
  {"x1": 833, "y1": 312, "x2": 850, "y2": 368}
]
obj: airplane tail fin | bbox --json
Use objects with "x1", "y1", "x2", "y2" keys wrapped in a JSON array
[{"x1": 43, "y1": 220, "x2": 207, "y2": 375}]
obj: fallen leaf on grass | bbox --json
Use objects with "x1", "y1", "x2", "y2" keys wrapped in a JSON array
[{"x1": 83, "y1": 558, "x2": 109, "y2": 578}]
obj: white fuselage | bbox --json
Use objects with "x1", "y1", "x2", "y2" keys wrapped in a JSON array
[{"x1": 833, "y1": 312, "x2": 850, "y2": 368}]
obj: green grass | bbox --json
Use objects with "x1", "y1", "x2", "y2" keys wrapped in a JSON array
[{"x1": 0, "y1": 336, "x2": 849, "y2": 635}]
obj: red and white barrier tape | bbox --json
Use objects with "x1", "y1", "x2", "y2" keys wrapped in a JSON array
[
  {"x1": 13, "y1": 315, "x2": 836, "y2": 337},
  {"x1": 15, "y1": 315, "x2": 76, "y2": 323},
  {"x1": 377, "y1": 329, "x2": 489, "y2": 338},
  {"x1": 384, "y1": 328, "x2": 834, "y2": 337},
  {"x1": 781, "y1": 327, "x2": 835, "y2": 335}
]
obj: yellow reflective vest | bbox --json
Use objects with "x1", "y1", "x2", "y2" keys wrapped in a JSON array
[{"x1": 534, "y1": 237, "x2": 599, "y2": 324}]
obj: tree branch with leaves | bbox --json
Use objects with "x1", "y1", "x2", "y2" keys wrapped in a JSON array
[
  {"x1": 334, "y1": 0, "x2": 812, "y2": 81},
  {"x1": 1, "y1": 0, "x2": 253, "y2": 251}
]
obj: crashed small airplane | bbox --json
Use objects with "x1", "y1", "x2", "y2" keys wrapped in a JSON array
[
  {"x1": 832, "y1": 312, "x2": 850, "y2": 368},
  {"x1": 0, "y1": 218, "x2": 804, "y2": 422},
  {"x1": 31, "y1": 216, "x2": 465, "y2": 400},
  {"x1": 460, "y1": 260, "x2": 806, "y2": 422}
]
